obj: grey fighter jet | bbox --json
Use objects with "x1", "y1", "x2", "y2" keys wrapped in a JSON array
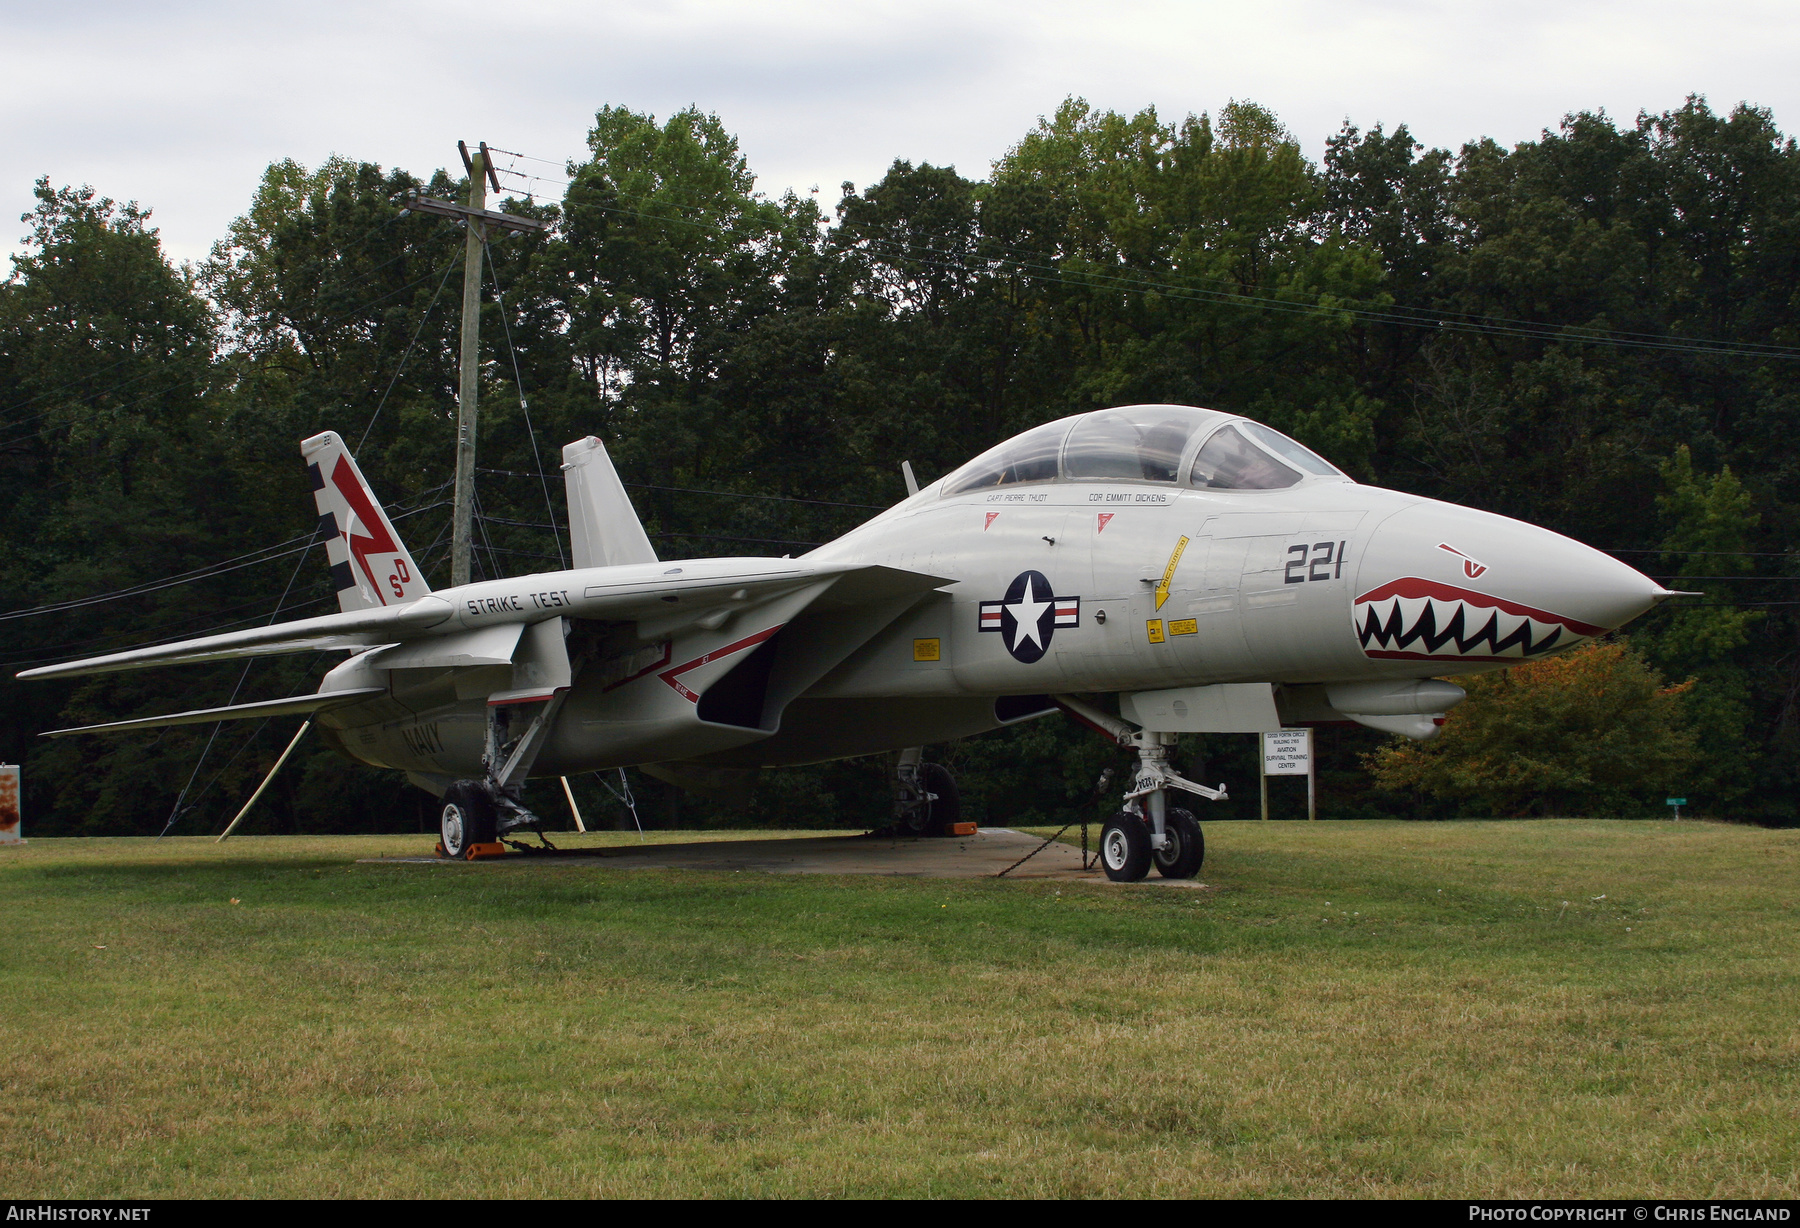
[{"x1": 21, "y1": 405, "x2": 1674, "y2": 880}]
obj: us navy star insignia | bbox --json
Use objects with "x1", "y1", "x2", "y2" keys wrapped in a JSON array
[{"x1": 979, "y1": 570, "x2": 1079, "y2": 663}]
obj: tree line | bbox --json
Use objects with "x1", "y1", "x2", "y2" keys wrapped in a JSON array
[{"x1": 2, "y1": 94, "x2": 1794, "y2": 835}]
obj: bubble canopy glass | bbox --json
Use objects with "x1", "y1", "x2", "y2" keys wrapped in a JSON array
[{"x1": 938, "y1": 404, "x2": 1346, "y2": 496}]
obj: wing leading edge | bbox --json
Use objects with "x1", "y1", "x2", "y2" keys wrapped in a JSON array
[{"x1": 17, "y1": 560, "x2": 951, "y2": 682}]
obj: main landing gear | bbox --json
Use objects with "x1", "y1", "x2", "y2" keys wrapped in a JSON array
[
  {"x1": 1055, "y1": 695, "x2": 1224, "y2": 883},
  {"x1": 892, "y1": 746, "x2": 963, "y2": 837},
  {"x1": 438, "y1": 691, "x2": 573, "y2": 860}
]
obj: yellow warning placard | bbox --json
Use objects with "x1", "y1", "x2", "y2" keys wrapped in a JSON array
[
  {"x1": 913, "y1": 638, "x2": 941, "y2": 662},
  {"x1": 1154, "y1": 536, "x2": 1190, "y2": 610},
  {"x1": 1169, "y1": 618, "x2": 1198, "y2": 636},
  {"x1": 1146, "y1": 619, "x2": 1165, "y2": 644}
]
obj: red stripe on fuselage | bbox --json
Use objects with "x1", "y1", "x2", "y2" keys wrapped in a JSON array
[{"x1": 658, "y1": 625, "x2": 782, "y2": 704}]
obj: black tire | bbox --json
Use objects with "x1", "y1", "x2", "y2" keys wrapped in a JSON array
[
  {"x1": 1099, "y1": 811, "x2": 1152, "y2": 882},
  {"x1": 440, "y1": 780, "x2": 497, "y2": 860},
  {"x1": 899, "y1": 762, "x2": 961, "y2": 837},
  {"x1": 1154, "y1": 807, "x2": 1204, "y2": 879},
  {"x1": 921, "y1": 763, "x2": 961, "y2": 837}
]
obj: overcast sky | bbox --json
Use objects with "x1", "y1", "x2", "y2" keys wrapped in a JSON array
[{"x1": 6, "y1": 0, "x2": 1798, "y2": 267}]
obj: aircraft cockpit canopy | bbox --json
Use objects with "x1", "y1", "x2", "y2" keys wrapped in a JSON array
[{"x1": 940, "y1": 404, "x2": 1346, "y2": 497}]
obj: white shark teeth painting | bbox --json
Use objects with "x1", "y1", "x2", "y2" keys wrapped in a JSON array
[{"x1": 1354, "y1": 578, "x2": 1605, "y2": 662}]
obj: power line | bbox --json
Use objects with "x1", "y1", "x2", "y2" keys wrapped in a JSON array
[
  {"x1": 483, "y1": 232, "x2": 565, "y2": 568},
  {"x1": 356, "y1": 252, "x2": 462, "y2": 448},
  {"x1": 1606, "y1": 548, "x2": 1797, "y2": 557},
  {"x1": 157, "y1": 523, "x2": 322, "y2": 838},
  {"x1": 0, "y1": 493, "x2": 449, "y2": 624}
]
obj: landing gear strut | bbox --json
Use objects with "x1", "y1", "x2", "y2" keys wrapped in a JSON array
[
  {"x1": 894, "y1": 747, "x2": 961, "y2": 837},
  {"x1": 438, "y1": 691, "x2": 574, "y2": 859},
  {"x1": 1054, "y1": 695, "x2": 1225, "y2": 883}
]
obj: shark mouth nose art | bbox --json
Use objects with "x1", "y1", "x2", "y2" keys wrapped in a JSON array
[{"x1": 1354, "y1": 578, "x2": 1606, "y2": 662}]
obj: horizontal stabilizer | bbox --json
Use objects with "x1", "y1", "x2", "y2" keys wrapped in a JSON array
[{"x1": 42, "y1": 687, "x2": 386, "y2": 738}]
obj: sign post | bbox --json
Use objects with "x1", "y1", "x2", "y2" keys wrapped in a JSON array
[
  {"x1": 1666, "y1": 797, "x2": 1686, "y2": 821},
  {"x1": 1261, "y1": 730, "x2": 1315, "y2": 821},
  {"x1": 0, "y1": 764, "x2": 20, "y2": 845}
]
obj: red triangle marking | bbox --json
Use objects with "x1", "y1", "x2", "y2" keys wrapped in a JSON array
[
  {"x1": 984, "y1": 512, "x2": 999, "y2": 530},
  {"x1": 1097, "y1": 513, "x2": 1114, "y2": 533}
]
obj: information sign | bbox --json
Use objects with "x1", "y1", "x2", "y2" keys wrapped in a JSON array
[
  {"x1": 1263, "y1": 731, "x2": 1310, "y2": 776},
  {"x1": 1259, "y1": 729, "x2": 1317, "y2": 821}
]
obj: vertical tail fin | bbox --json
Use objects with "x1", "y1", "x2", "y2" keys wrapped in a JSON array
[
  {"x1": 562, "y1": 436, "x2": 658, "y2": 569},
  {"x1": 301, "y1": 431, "x2": 432, "y2": 612}
]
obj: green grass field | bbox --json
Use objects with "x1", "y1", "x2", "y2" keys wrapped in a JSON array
[{"x1": 2, "y1": 820, "x2": 1795, "y2": 1198}]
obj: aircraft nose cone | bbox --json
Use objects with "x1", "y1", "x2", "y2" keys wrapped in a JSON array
[{"x1": 1352, "y1": 500, "x2": 1665, "y2": 665}]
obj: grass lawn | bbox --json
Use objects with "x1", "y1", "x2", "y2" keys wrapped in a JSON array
[{"x1": 1, "y1": 819, "x2": 1795, "y2": 1198}]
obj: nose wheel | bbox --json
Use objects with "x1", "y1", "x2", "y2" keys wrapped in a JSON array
[
  {"x1": 1099, "y1": 807, "x2": 1204, "y2": 882},
  {"x1": 1099, "y1": 812, "x2": 1152, "y2": 881},
  {"x1": 1153, "y1": 808, "x2": 1204, "y2": 879}
]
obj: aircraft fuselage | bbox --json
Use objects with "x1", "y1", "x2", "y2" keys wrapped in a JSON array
[{"x1": 313, "y1": 468, "x2": 1662, "y2": 782}]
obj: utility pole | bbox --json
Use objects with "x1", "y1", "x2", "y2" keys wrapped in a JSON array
[
  {"x1": 400, "y1": 142, "x2": 548, "y2": 588},
  {"x1": 451, "y1": 142, "x2": 488, "y2": 588}
]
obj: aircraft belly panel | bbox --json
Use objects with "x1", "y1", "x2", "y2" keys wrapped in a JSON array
[
  {"x1": 692, "y1": 697, "x2": 1008, "y2": 768},
  {"x1": 317, "y1": 697, "x2": 487, "y2": 776}
]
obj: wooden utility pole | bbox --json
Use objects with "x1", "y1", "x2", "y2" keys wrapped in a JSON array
[
  {"x1": 400, "y1": 142, "x2": 548, "y2": 588},
  {"x1": 451, "y1": 142, "x2": 488, "y2": 588}
]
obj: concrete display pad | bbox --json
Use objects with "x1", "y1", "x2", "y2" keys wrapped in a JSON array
[{"x1": 360, "y1": 827, "x2": 1206, "y2": 885}]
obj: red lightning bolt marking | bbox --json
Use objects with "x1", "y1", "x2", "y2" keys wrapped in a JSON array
[{"x1": 331, "y1": 457, "x2": 400, "y2": 604}]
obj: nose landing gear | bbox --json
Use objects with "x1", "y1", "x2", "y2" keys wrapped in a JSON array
[{"x1": 1055, "y1": 694, "x2": 1226, "y2": 882}]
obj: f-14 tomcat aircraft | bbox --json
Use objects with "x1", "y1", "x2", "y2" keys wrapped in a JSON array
[{"x1": 21, "y1": 405, "x2": 1674, "y2": 880}]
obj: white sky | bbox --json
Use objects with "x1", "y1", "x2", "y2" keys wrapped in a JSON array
[{"x1": 5, "y1": 0, "x2": 1798, "y2": 267}]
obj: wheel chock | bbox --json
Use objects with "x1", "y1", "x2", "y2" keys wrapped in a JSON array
[
  {"x1": 947, "y1": 822, "x2": 978, "y2": 837},
  {"x1": 435, "y1": 841, "x2": 509, "y2": 860}
]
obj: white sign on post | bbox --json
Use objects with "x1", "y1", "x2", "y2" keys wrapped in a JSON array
[
  {"x1": 1259, "y1": 730, "x2": 1317, "y2": 821},
  {"x1": 1263, "y1": 731, "x2": 1310, "y2": 775},
  {"x1": 0, "y1": 764, "x2": 20, "y2": 844}
]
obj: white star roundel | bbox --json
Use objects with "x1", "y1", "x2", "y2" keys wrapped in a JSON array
[{"x1": 979, "y1": 570, "x2": 1080, "y2": 663}]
